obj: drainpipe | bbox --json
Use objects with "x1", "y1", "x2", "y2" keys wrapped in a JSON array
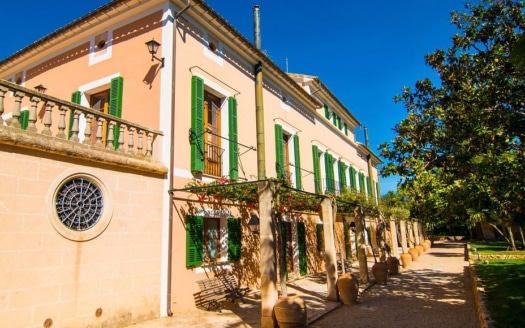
[
  {"x1": 167, "y1": 0, "x2": 192, "y2": 317},
  {"x1": 253, "y1": 5, "x2": 265, "y2": 179}
]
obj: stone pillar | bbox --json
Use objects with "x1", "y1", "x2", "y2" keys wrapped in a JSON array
[
  {"x1": 399, "y1": 220, "x2": 408, "y2": 254},
  {"x1": 321, "y1": 197, "x2": 338, "y2": 301},
  {"x1": 407, "y1": 221, "x2": 415, "y2": 248},
  {"x1": 413, "y1": 221, "x2": 420, "y2": 245},
  {"x1": 369, "y1": 220, "x2": 377, "y2": 248},
  {"x1": 355, "y1": 206, "x2": 369, "y2": 283},
  {"x1": 259, "y1": 181, "x2": 277, "y2": 328},
  {"x1": 389, "y1": 220, "x2": 400, "y2": 258}
]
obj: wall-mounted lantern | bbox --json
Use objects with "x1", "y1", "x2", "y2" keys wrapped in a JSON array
[
  {"x1": 34, "y1": 84, "x2": 47, "y2": 93},
  {"x1": 145, "y1": 38, "x2": 165, "y2": 67},
  {"x1": 248, "y1": 213, "x2": 260, "y2": 234}
]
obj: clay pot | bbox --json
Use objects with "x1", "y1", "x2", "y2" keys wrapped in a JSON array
[
  {"x1": 372, "y1": 262, "x2": 388, "y2": 285},
  {"x1": 400, "y1": 253, "x2": 412, "y2": 268},
  {"x1": 424, "y1": 239, "x2": 432, "y2": 249},
  {"x1": 408, "y1": 248, "x2": 419, "y2": 261},
  {"x1": 336, "y1": 273, "x2": 359, "y2": 305},
  {"x1": 386, "y1": 257, "x2": 400, "y2": 275},
  {"x1": 415, "y1": 245, "x2": 424, "y2": 256},
  {"x1": 274, "y1": 293, "x2": 307, "y2": 327},
  {"x1": 421, "y1": 242, "x2": 430, "y2": 252}
]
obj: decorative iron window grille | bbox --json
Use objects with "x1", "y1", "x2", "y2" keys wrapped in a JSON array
[{"x1": 55, "y1": 177, "x2": 104, "y2": 231}]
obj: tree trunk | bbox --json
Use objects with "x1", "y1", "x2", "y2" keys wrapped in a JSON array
[
  {"x1": 520, "y1": 227, "x2": 525, "y2": 250},
  {"x1": 506, "y1": 224, "x2": 517, "y2": 251}
]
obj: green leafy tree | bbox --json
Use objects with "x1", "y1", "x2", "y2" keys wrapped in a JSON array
[{"x1": 380, "y1": 0, "x2": 525, "y2": 249}]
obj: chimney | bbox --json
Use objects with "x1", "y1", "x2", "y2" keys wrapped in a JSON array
[
  {"x1": 253, "y1": 5, "x2": 261, "y2": 50},
  {"x1": 364, "y1": 126, "x2": 370, "y2": 148}
]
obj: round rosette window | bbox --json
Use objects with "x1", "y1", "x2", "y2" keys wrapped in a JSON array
[{"x1": 47, "y1": 172, "x2": 113, "y2": 241}]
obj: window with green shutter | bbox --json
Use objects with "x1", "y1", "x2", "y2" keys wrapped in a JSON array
[
  {"x1": 367, "y1": 176, "x2": 372, "y2": 198},
  {"x1": 274, "y1": 124, "x2": 285, "y2": 180},
  {"x1": 359, "y1": 172, "x2": 366, "y2": 195},
  {"x1": 312, "y1": 145, "x2": 321, "y2": 194},
  {"x1": 349, "y1": 166, "x2": 357, "y2": 191},
  {"x1": 109, "y1": 76, "x2": 123, "y2": 149},
  {"x1": 186, "y1": 215, "x2": 204, "y2": 267},
  {"x1": 332, "y1": 113, "x2": 337, "y2": 126},
  {"x1": 19, "y1": 110, "x2": 29, "y2": 130},
  {"x1": 293, "y1": 134, "x2": 302, "y2": 190},
  {"x1": 227, "y1": 218, "x2": 241, "y2": 261},
  {"x1": 297, "y1": 222, "x2": 307, "y2": 275},
  {"x1": 325, "y1": 153, "x2": 335, "y2": 193},
  {"x1": 191, "y1": 76, "x2": 205, "y2": 173},
  {"x1": 376, "y1": 181, "x2": 381, "y2": 201},
  {"x1": 344, "y1": 123, "x2": 348, "y2": 136},
  {"x1": 337, "y1": 116, "x2": 342, "y2": 130},
  {"x1": 228, "y1": 97, "x2": 238, "y2": 180},
  {"x1": 338, "y1": 161, "x2": 347, "y2": 192},
  {"x1": 324, "y1": 104, "x2": 330, "y2": 119},
  {"x1": 69, "y1": 91, "x2": 82, "y2": 139}
]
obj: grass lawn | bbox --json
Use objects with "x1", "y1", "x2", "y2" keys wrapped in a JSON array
[
  {"x1": 469, "y1": 241, "x2": 524, "y2": 255},
  {"x1": 470, "y1": 241, "x2": 525, "y2": 327},
  {"x1": 475, "y1": 260, "x2": 525, "y2": 328}
]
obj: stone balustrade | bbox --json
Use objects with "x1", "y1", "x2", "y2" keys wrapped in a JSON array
[
  {"x1": 0, "y1": 79, "x2": 167, "y2": 175},
  {"x1": 0, "y1": 79, "x2": 163, "y2": 158}
]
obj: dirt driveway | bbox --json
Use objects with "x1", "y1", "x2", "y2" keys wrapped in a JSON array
[{"x1": 310, "y1": 241, "x2": 479, "y2": 328}]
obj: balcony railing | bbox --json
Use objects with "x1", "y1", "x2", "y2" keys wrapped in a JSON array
[
  {"x1": 204, "y1": 141, "x2": 224, "y2": 177},
  {"x1": 0, "y1": 79, "x2": 163, "y2": 159},
  {"x1": 323, "y1": 178, "x2": 341, "y2": 195}
]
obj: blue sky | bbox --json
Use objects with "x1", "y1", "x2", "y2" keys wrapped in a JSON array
[{"x1": 1, "y1": 0, "x2": 470, "y2": 194}]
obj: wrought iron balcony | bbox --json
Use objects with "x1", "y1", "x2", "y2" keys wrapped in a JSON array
[{"x1": 204, "y1": 141, "x2": 224, "y2": 177}]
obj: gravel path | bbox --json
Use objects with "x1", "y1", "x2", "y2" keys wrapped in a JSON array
[{"x1": 310, "y1": 241, "x2": 479, "y2": 328}]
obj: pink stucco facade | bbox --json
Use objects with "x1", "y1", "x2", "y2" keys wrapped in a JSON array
[{"x1": 0, "y1": 1, "x2": 381, "y2": 326}]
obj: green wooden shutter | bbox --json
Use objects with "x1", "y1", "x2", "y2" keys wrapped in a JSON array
[
  {"x1": 227, "y1": 218, "x2": 242, "y2": 261},
  {"x1": 316, "y1": 223, "x2": 324, "y2": 252},
  {"x1": 337, "y1": 116, "x2": 342, "y2": 129},
  {"x1": 293, "y1": 134, "x2": 302, "y2": 190},
  {"x1": 349, "y1": 166, "x2": 357, "y2": 191},
  {"x1": 332, "y1": 113, "x2": 337, "y2": 125},
  {"x1": 274, "y1": 124, "x2": 285, "y2": 180},
  {"x1": 186, "y1": 216, "x2": 204, "y2": 267},
  {"x1": 324, "y1": 104, "x2": 330, "y2": 119},
  {"x1": 19, "y1": 110, "x2": 29, "y2": 130},
  {"x1": 343, "y1": 220, "x2": 352, "y2": 261},
  {"x1": 330, "y1": 155, "x2": 335, "y2": 192},
  {"x1": 312, "y1": 145, "x2": 321, "y2": 194},
  {"x1": 376, "y1": 181, "x2": 381, "y2": 202},
  {"x1": 324, "y1": 153, "x2": 330, "y2": 193},
  {"x1": 339, "y1": 161, "x2": 347, "y2": 192},
  {"x1": 109, "y1": 77, "x2": 124, "y2": 149},
  {"x1": 297, "y1": 222, "x2": 307, "y2": 275},
  {"x1": 344, "y1": 123, "x2": 348, "y2": 136},
  {"x1": 367, "y1": 176, "x2": 372, "y2": 198},
  {"x1": 69, "y1": 91, "x2": 82, "y2": 139},
  {"x1": 228, "y1": 97, "x2": 238, "y2": 180},
  {"x1": 191, "y1": 76, "x2": 205, "y2": 173},
  {"x1": 325, "y1": 154, "x2": 335, "y2": 193},
  {"x1": 359, "y1": 173, "x2": 365, "y2": 195}
]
